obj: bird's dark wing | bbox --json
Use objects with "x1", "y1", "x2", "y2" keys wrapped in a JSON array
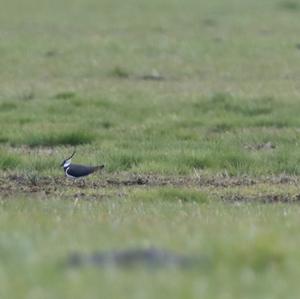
[{"x1": 67, "y1": 164, "x2": 97, "y2": 177}]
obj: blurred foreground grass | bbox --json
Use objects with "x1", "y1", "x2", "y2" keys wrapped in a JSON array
[{"x1": 1, "y1": 197, "x2": 300, "y2": 299}]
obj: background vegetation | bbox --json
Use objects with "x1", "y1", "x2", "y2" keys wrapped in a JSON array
[{"x1": 1, "y1": 0, "x2": 300, "y2": 298}]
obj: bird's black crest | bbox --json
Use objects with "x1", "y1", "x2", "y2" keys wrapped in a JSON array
[{"x1": 66, "y1": 149, "x2": 76, "y2": 161}]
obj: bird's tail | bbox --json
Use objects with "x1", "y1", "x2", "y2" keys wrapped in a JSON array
[{"x1": 94, "y1": 165, "x2": 105, "y2": 172}]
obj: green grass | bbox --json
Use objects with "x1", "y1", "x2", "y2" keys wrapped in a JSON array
[
  {"x1": 0, "y1": 151, "x2": 21, "y2": 170},
  {"x1": 131, "y1": 187, "x2": 209, "y2": 203},
  {"x1": 19, "y1": 131, "x2": 95, "y2": 147},
  {"x1": 1, "y1": 0, "x2": 300, "y2": 175},
  {"x1": 1, "y1": 198, "x2": 300, "y2": 299},
  {"x1": 2, "y1": 90, "x2": 300, "y2": 174},
  {"x1": 2, "y1": 0, "x2": 300, "y2": 298}
]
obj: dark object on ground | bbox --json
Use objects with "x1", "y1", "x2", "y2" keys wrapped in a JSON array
[
  {"x1": 67, "y1": 248, "x2": 207, "y2": 269},
  {"x1": 106, "y1": 176, "x2": 148, "y2": 186},
  {"x1": 138, "y1": 70, "x2": 165, "y2": 81},
  {"x1": 45, "y1": 50, "x2": 58, "y2": 57},
  {"x1": 244, "y1": 141, "x2": 276, "y2": 151},
  {"x1": 139, "y1": 74, "x2": 165, "y2": 81}
]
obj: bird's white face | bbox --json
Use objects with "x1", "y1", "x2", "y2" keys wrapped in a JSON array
[
  {"x1": 60, "y1": 150, "x2": 76, "y2": 168},
  {"x1": 63, "y1": 159, "x2": 71, "y2": 168}
]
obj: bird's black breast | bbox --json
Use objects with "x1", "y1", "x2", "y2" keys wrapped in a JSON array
[{"x1": 66, "y1": 164, "x2": 96, "y2": 178}]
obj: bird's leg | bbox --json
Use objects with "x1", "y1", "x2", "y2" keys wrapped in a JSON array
[
  {"x1": 72, "y1": 178, "x2": 78, "y2": 188},
  {"x1": 78, "y1": 178, "x2": 85, "y2": 188}
]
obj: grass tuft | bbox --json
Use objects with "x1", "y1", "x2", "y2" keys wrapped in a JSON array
[
  {"x1": 25, "y1": 170, "x2": 40, "y2": 186},
  {"x1": 0, "y1": 152, "x2": 22, "y2": 170},
  {"x1": 0, "y1": 102, "x2": 17, "y2": 111},
  {"x1": 182, "y1": 154, "x2": 212, "y2": 169},
  {"x1": 204, "y1": 94, "x2": 273, "y2": 117},
  {"x1": 23, "y1": 131, "x2": 95, "y2": 147},
  {"x1": 132, "y1": 187, "x2": 209, "y2": 203},
  {"x1": 110, "y1": 66, "x2": 130, "y2": 78},
  {"x1": 0, "y1": 136, "x2": 9, "y2": 143},
  {"x1": 232, "y1": 234, "x2": 285, "y2": 270},
  {"x1": 109, "y1": 153, "x2": 142, "y2": 171},
  {"x1": 18, "y1": 90, "x2": 35, "y2": 101},
  {"x1": 216, "y1": 151, "x2": 253, "y2": 175},
  {"x1": 30, "y1": 157, "x2": 58, "y2": 172},
  {"x1": 101, "y1": 121, "x2": 113, "y2": 129},
  {"x1": 279, "y1": 1, "x2": 300, "y2": 10},
  {"x1": 209, "y1": 122, "x2": 233, "y2": 133},
  {"x1": 53, "y1": 92, "x2": 76, "y2": 100}
]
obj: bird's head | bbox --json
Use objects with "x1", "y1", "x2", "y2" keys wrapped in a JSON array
[{"x1": 60, "y1": 150, "x2": 76, "y2": 168}]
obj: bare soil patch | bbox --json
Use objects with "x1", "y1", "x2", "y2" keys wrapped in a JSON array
[
  {"x1": 1, "y1": 173, "x2": 299, "y2": 190},
  {"x1": 222, "y1": 193, "x2": 300, "y2": 204},
  {"x1": 1, "y1": 173, "x2": 300, "y2": 203}
]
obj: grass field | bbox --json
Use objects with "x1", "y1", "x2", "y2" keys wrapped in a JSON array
[{"x1": 2, "y1": 0, "x2": 300, "y2": 298}]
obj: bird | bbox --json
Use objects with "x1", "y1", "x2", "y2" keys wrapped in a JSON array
[{"x1": 60, "y1": 150, "x2": 104, "y2": 178}]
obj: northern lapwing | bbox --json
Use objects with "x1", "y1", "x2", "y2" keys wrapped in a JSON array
[{"x1": 60, "y1": 150, "x2": 104, "y2": 178}]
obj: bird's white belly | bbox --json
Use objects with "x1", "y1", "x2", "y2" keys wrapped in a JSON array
[{"x1": 65, "y1": 167, "x2": 76, "y2": 178}]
